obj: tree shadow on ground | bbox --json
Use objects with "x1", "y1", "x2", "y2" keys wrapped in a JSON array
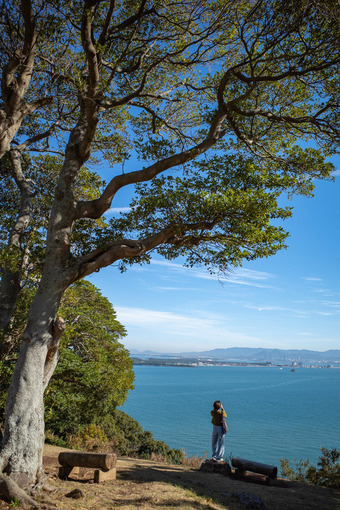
[{"x1": 116, "y1": 461, "x2": 340, "y2": 510}]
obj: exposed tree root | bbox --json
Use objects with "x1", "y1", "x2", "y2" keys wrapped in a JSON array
[
  {"x1": 0, "y1": 473, "x2": 57, "y2": 509},
  {"x1": 0, "y1": 473, "x2": 39, "y2": 508}
]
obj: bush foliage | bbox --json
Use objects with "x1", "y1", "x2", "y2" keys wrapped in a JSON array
[
  {"x1": 305, "y1": 448, "x2": 340, "y2": 489},
  {"x1": 46, "y1": 410, "x2": 183, "y2": 464},
  {"x1": 280, "y1": 448, "x2": 340, "y2": 489}
]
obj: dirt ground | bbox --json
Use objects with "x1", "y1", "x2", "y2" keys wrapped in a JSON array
[{"x1": 1, "y1": 445, "x2": 339, "y2": 509}]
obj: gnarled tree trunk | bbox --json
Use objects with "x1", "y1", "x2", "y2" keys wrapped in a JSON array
[{"x1": 0, "y1": 290, "x2": 65, "y2": 483}]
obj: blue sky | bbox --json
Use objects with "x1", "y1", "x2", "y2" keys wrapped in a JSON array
[{"x1": 89, "y1": 166, "x2": 340, "y2": 354}]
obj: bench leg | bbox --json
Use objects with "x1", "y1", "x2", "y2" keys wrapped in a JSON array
[
  {"x1": 94, "y1": 468, "x2": 116, "y2": 483},
  {"x1": 58, "y1": 466, "x2": 80, "y2": 479}
]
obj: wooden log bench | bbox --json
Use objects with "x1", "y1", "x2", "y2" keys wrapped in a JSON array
[
  {"x1": 58, "y1": 452, "x2": 117, "y2": 483},
  {"x1": 231, "y1": 457, "x2": 277, "y2": 485}
]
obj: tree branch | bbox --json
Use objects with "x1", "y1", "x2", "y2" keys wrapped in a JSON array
[
  {"x1": 14, "y1": 120, "x2": 62, "y2": 152},
  {"x1": 74, "y1": 217, "x2": 220, "y2": 279},
  {"x1": 0, "y1": 0, "x2": 38, "y2": 159},
  {"x1": 74, "y1": 107, "x2": 227, "y2": 220},
  {"x1": 1, "y1": 0, "x2": 36, "y2": 114}
]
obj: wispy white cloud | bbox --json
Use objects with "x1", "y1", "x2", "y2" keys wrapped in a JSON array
[
  {"x1": 116, "y1": 306, "x2": 222, "y2": 332},
  {"x1": 115, "y1": 305, "x2": 258, "y2": 344},
  {"x1": 150, "y1": 259, "x2": 275, "y2": 288},
  {"x1": 105, "y1": 206, "x2": 132, "y2": 215},
  {"x1": 312, "y1": 288, "x2": 332, "y2": 295},
  {"x1": 245, "y1": 304, "x2": 288, "y2": 312},
  {"x1": 245, "y1": 301, "x2": 338, "y2": 317},
  {"x1": 322, "y1": 301, "x2": 340, "y2": 311},
  {"x1": 150, "y1": 260, "x2": 188, "y2": 271},
  {"x1": 155, "y1": 286, "x2": 200, "y2": 292},
  {"x1": 302, "y1": 277, "x2": 323, "y2": 282}
]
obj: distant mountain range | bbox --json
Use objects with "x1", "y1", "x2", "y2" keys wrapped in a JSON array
[{"x1": 130, "y1": 347, "x2": 340, "y2": 363}]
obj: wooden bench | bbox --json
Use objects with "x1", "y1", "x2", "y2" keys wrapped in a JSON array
[
  {"x1": 58, "y1": 452, "x2": 117, "y2": 483},
  {"x1": 231, "y1": 457, "x2": 277, "y2": 485}
]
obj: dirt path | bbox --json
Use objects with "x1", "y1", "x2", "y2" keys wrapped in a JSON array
[{"x1": 2, "y1": 445, "x2": 339, "y2": 509}]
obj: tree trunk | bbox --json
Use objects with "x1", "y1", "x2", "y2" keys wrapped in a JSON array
[
  {"x1": 0, "y1": 289, "x2": 65, "y2": 483},
  {"x1": 0, "y1": 339, "x2": 47, "y2": 482}
]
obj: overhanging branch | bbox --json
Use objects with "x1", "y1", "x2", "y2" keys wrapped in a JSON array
[
  {"x1": 73, "y1": 217, "x2": 220, "y2": 280},
  {"x1": 74, "y1": 108, "x2": 227, "y2": 220}
]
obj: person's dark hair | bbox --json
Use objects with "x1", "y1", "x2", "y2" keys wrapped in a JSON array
[{"x1": 213, "y1": 400, "x2": 222, "y2": 410}]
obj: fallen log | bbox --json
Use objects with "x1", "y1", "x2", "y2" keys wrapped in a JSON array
[
  {"x1": 58, "y1": 452, "x2": 116, "y2": 471},
  {"x1": 58, "y1": 452, "x2": 117, "y2": 483},
  {"x1": 231, "y1": 457, "x2": 277, "y2": 484}
]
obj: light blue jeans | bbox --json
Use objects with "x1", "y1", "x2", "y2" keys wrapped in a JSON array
[{"x1": 212, "y1": 425, "x2": 225, "y2": 460}]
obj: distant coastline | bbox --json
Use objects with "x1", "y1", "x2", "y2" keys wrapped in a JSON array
[
  {"x1": 131, "y1": 357, "x2": 338, "y2": 369},
  {"x1": 130, "y1": 346, "x2": 340, "y2": 368}
]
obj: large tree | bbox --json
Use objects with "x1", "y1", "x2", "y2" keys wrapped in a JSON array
[{"x1": 0, "y1": 0, "x2": 340, "y2": 495}]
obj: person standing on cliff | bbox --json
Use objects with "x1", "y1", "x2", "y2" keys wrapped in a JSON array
[{"x1": 211, "y1": 400, "x2": 227, "y2": 461}]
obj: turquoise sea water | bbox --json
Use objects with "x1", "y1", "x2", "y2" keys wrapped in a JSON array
[{"x1": 120, "y1": 366, "x2": 340, "y2": 468}]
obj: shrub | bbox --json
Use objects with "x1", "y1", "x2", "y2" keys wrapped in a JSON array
[
  {"x1": 181, "y1": 449, "x2": 208, "y2": 468},
  {"x1": 280, "y1": 448, "x2": 340, "y2": 489},
  {"x1": 306, "y1": 448, "x2": 340, "y2": 489},
  {"x1": 279, "y1": 457, "x2": 311, "y2": 482},
  {"x1": 136, "y1": 430, "x2": 183, "y2": 464},
  {"x1": 107, "y1": 411, "x2": 183, "y2": 464},
  {"x1": 45, "y1": 429, "x2": 67, "y2": 448},
  {"x1": 65, "y1": 424, "x2": 109, "y2": 451}
]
